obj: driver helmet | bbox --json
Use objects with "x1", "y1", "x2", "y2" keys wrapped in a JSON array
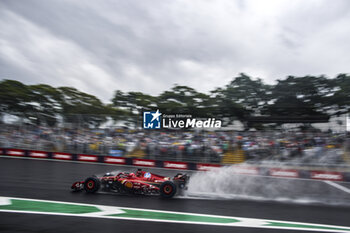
[{"x1": 136, "y1": 169, "x2": 142, "y2": 177}]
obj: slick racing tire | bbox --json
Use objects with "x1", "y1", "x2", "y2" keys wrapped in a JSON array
[
  {"x1": 160, "y1": 181, "x2": 177, "y2": 198},
  {"x1": 84, "y1": 177, "x2": 101, "y2": 193}
]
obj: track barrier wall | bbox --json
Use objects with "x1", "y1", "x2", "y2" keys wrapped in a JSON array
[{"x1": 1, "y1": 148, "x2": 350, "y2": 182}]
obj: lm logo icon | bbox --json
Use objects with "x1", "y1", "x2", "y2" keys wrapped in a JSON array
[{"x1": 143, "y1": 110, "x2": 162, "y2": 129}]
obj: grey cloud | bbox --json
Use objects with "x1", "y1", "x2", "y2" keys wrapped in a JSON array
[{"x1": 0, "y1": 0, "x2": 350, "y2": 102}]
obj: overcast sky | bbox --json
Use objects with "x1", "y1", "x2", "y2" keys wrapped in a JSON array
[{"x1": 1, "y1": 0, "x2": 350, "y2": 102}]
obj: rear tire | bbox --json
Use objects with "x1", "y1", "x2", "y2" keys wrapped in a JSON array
[
  {"x1": 159, "y1": 181, "x2": 177, "y2": 198},
  {"x1": 84, "y1": 177, "x2": 100, "y2": 193}
]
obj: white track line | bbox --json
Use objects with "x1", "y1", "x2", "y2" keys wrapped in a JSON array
[
  {"x1": 324, "y1": 181, "x2": 350, "y2": 194},
  {"x1": 1, "y1": 196, "x2": 350, "y2": 232}
]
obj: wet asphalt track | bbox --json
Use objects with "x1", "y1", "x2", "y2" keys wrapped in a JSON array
[{"x1": 0, "y1": 156, "x2": 350, "y2": 233}]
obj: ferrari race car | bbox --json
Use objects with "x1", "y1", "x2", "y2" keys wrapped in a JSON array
[{"x1": 71, "y1": 169, "x2": 189, "y2": 198}]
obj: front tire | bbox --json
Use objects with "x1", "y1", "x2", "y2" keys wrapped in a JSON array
[
  {"x1": 84, "y1": 177, "x2": 100, "y2": 193},
  {"x1": 159, "y1": 181, "x2": 177, "y2": 198}
]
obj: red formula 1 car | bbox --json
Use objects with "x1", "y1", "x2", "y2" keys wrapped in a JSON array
[{"x1": 71, "y1": 169, "x2": 189, "y2": 198}]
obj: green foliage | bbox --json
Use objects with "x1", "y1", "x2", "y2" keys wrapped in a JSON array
[
  {"x1": 0, "y1": 80, "x2": 33, "y2": 113},
  {"x1": 0, "y1": 80, "x2": 110, "y2": 127},
  {"x1": 224, "y1": 73, "x2": 272, "y2": 114},
  {"x1": 330, "y1": 74, "x2": 350, "y2": 115},
  {"x1": 57, "y1": 87, "x2": 110, "y2": 127},
  {"x1": 2, "y1": 73, "x2": 350, "y2": 129},
  {"x1": 28, "y1": 84, "x2": 63, "y2": 126},
  {"x1": 264, "y1": 75, "x2": 336, "y2": 117},
  {"x1": 157, "y1": 85, "x2": 212, "y2": 116}
]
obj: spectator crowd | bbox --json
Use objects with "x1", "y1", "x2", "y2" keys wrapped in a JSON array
[{"x1": 0, "y1": 123, "x2": 348, "y2": 165}]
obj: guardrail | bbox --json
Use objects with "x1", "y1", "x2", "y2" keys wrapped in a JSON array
[{"x1": 1, "y1": 148, "x2": 350, "y2": 182}]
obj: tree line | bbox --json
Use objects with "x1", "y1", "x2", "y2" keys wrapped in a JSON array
[{"x1": 1, "y1": 73, "x2": 350, "y2": 128}]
